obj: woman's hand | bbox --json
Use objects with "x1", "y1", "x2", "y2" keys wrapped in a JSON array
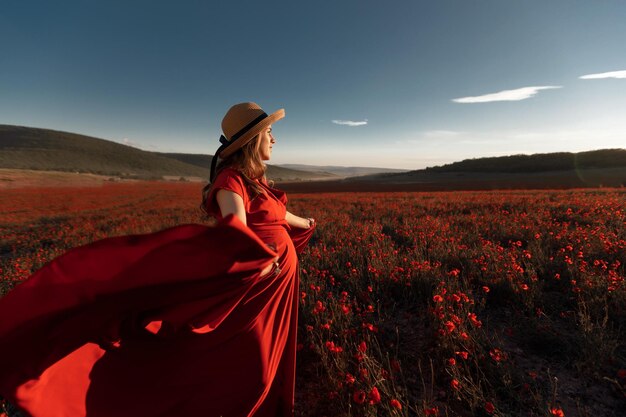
[
  {"x1": 286, "y1": 211, "x2": 315, "y2": 229},
  {"x1": 260, "y1": 257, "x2": 280, "y2": 277}
]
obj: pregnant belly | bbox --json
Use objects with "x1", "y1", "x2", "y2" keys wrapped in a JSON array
[{"x1": 249, "y1": 224, "x2": 297, "y2": 269}]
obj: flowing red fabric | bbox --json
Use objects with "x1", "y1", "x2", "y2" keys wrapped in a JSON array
[{"x1": 0, "y1": 170, "x2": 314, "y2": 417}]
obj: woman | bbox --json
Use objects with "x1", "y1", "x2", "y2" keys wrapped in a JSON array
[
  {"x1": 201, "y1": 102, "x2": 316, "y2": 415},
  {"x1": 0, "y1": 103, "x2": 315, "y2": 417}
]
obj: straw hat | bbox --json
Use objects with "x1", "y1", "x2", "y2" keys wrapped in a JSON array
[
  {"x1": 210, "y1": 102, "x2": 284, "y2": 182},
  {"x1": 218, "y1": 102, "x2": 285, "y2": 159}
]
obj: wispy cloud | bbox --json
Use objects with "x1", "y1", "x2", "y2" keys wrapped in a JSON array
[
  {"x1": 423, "y1": 130, "x2": 462, "y2": 138},
  {"x1": 121, "y1": 138, "x2": 160, "y2": 150},
  {"x1": 394, "y1": 130, "x2": 463, "y2": 145},
  {"x1": 122, "y1": 138, "x2": 140, "y2": 148},
  {"x1": 579, "y1": 70, "x2": 626, "y2": 79},
  {"x1": 332, "y1": 119, "x2": 368, "y2": 126},
  {"x1": 452, "y1": 86, "x2": 562, "y2": 103}
]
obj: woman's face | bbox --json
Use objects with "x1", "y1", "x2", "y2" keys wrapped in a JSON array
[{"x1": 257, "y1": 126, "x2": 275, "y2": 161}]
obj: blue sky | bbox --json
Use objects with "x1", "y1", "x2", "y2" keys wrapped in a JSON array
[{"x1": 2, "y1": 0, "x2": 625, "y2": 169}]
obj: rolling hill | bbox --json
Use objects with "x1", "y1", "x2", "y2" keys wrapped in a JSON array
[
  {"x1": 423, "y1": 149, "x2": 626, "y2": 173},
  {"x1": 328, "y1": 149, "x2": 624, "y2": 191},
  {"x1": 0, "y1": 125, "x2": 329, "y2": 181},
  {"x1": 276, "y1": 164, "x2": 407, "y2": 178},
  {"x1": 159, "y1": 152, "x2": 338, "y2": 181},
  {"x1": 0, "y1": 125, "x2": 207, "y2": 178},
  {"x1": 279, "y1": 149, "x2": 626, "y2": 192},
  {"x1": 3, "y1": 125, "x2": 624, "y2": 190}
]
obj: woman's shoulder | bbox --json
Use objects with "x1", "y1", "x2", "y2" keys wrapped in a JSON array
[
  {"x1": 205, "y1": 168, "x2": 249, "y2": 216},
  {"x1": 213, "y1": 167, "x2": 244, "y2": 185},
  {"x1": 211, "y1": 167, "x2": 249, "y2": 197}
]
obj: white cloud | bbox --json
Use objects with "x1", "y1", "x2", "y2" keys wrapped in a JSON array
[
  {"x1": 332, "y1": 119, "x2": 368, "y2": 126},
  {"x1": 121, "y1": 138, "x2": 160, "y2": 151},
  {"x1": 579, "y1": 70, "x2": 626, "y2": 79},
  {"x1": 122, "y1": 138, "x2": 140, "y2": 147},
  {"x1": 452, "y1": 86, "x2": 562, "y2": 103},
  {"x1": 423, "y1": 130, "x2": 463, "y2": 138}
]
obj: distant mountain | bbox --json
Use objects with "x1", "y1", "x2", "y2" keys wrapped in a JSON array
[
  {"x1": 0, "y1": 125, "x2": 327, "y2": 181},
  {"x1": 423, "y1": 149, "x2": 626, "y2": 173},
  {"x1": 4, "y1": 125, "x2": 624, "y2": 189},
  {"x1": 330, "y1": 148, "x2": 626, "y2": 191},
  {"x1": 159, "y1": 152, "x2": 337, "y2": 181},
  {"x1": 277, "y1": 164, "x2": 408, "y2": 178}
]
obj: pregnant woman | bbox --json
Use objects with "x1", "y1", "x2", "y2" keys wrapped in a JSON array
[{"x1": 0, "y1": 102, "x2": 315, "y2": 417}]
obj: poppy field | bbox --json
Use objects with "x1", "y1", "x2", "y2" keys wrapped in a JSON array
[{"x1": 1, "y1": 182, "x2": 625, "y2": 416}]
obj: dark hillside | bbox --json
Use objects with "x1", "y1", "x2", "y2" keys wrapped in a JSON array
[
  {"x1": 0, "y1": 125, "x2": 335, "y2": 181},
  {"x1": 158, "y1": 152, "x2": 213, "y2": 169},
  {"x1": 0, "y1": 125, "x2": 207, "y2": 178},
  {"x1": 425, "y1": 149, "x2": 626, "y2": 173},
  {"x1": 157, "y1": 152, "x2": 336, "y2": 181},
  {"x1": 277, "y1": 164, "x2": 405, "y2": 177}
]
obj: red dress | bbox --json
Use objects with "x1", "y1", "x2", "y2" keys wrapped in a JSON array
[{"x1": 0, "y1": 167, "x2": 314, "y2": 417}]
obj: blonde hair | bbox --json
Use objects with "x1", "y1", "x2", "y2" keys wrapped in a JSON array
[{"x1": 200, "y1": 135, "x2": 267, "y2": 217}]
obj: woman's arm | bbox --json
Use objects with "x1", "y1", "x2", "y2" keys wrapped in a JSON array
[
  {"x1": 217, "y1": 189, "x2": 278, "y2": 275},
  {"x1": 216, "y1": 189, "x2": 247, "y2": 226},
  {"x1": 285, "y1": 211, "x2": 315, "y2": 229}
]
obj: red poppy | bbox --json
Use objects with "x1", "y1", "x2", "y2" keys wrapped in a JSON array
[
  {"x1": 345, "y1": 373, "x2": 356, "y2": 385},
  {"x1": 455, "y1": 351, "x2": 469, "y2": 360},
  {"x1": 444, "y1": 321, "x2": 456, "y2": 333},
  {"x1": 448, "y1": 269, "x2": 460, "y2": 277},
  {"x1": 489, "y1": 348, "x2": 505, "y2": 362},
  {"x1": 468, "y1": 312, "x2": 482, "y2": 327},
  {"x1": 352, "y1": 390, "x2": 366, "y2": 404},
  {"x1": 325, "y1": 341, "x2": 343, "y2": 354},
  {"x1": 424, "y1": 406, "x2": 439, "y2": 415},
  {"x1": 390, "y1": 398, "x2": 402, "y2": 410},
  {"x1": 313, "y1": 300, "x2": 325, "y2": 314},
  {"x1": 368, "y1": 386, "x2": 381, "y2": 404},
  {"x1": 363, "y1": 322, "x2": 376, "y2": 331}
]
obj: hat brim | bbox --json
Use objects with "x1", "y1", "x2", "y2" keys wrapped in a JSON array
[{"x1": 219, "y1": 109, "x2": 285, "y2": 159}]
